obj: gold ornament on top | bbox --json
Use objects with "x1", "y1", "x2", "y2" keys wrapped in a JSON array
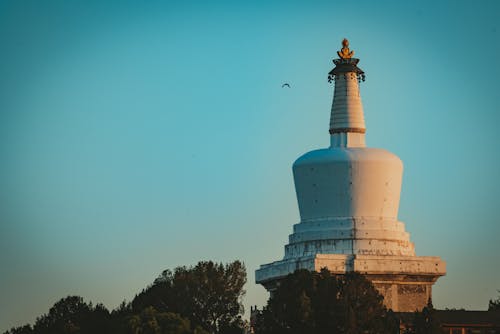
[{"x1": 337, "y1": 38, "x2": 354, "y2": 59}]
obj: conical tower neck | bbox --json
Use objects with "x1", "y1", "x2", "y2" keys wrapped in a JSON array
[{"x1": 328, "y1": 39, "x2": 366, "y2": 148}]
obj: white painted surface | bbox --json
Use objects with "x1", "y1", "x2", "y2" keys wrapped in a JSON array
[
  {"x1": 330, "y1": 132, "x2": 366, "y2": 148},
  {"x1": 293, "y1": 148, "x2": 403, "y2": 221},
  {"x1": 330, "y1": 73, "x2": 365, "y2": 132}
]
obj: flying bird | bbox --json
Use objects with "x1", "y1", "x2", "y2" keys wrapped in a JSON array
[{"x1": 282, "y1": 83, "x2": 290, "y2": 88}]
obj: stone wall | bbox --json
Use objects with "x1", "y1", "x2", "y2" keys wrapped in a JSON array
[{"x1": 256, "y1": 254, "x2": 445, "y2": 312}]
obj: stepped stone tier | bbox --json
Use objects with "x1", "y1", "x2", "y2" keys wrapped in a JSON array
[{"x1": 255, "y1": 39, "x2": 446, "y2": 312}]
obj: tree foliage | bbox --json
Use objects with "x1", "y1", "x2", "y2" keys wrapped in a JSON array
[
  {"x1": 32, "y1": 296, "x2": 111, "y2": 334},
  {"x1": 254, "y1": 269, "x2": 399, "y2": 334},
  {"x1": 3, "y1": 325, "x2": 33, "y2": 334},
  {"x1": 124, "y1": 306, "x2": 206, "y2": 334},
  {"x1": 410, "y1": 300, "x2": 441, "y2": 334},
  {"x1": 132, "y1": 260, "x2": 246, "y2": 334},
  {"x1": 3, "y1": 261, "x2": 246, "y2": 334},
  {"x1": 488, "y1": 290, "x2": 500, "y2": 311}
]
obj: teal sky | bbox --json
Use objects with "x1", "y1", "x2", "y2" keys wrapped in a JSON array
[{"x1": 1, "y1": 0, "x2": 499, "y2": 330}]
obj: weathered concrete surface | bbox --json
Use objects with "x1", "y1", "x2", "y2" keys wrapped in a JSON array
[{"x1": 256, "y1": 254, "x2": 445, "y2": 312}]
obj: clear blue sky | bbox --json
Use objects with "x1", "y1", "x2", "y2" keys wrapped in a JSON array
[{"x1": 1, "y1": 0, "x2": 499, "y2": 330}]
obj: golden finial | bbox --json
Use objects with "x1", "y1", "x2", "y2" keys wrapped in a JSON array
[{"x1": 337, "y1": 38, "x2": 354, "y2": 59}]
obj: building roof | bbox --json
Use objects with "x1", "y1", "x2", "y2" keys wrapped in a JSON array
[{"x1": 436, "y1": 310, "x2": 500, "y2": 327}]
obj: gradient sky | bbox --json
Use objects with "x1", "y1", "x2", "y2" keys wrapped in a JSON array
[{"x1": 1, "y1": 0, "x2": 499, "y2": 331}]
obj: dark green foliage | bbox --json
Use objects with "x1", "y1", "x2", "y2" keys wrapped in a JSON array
[
  {"x1": 124, "y1": 306, "x2": 203, "y2": 334},
  {"x1": 410, "y1": 300, "x2": 441, "y2": 334},
  {"x1": 254, "y1": 269, "x2": 399, "y2": 334},
  {"x1": 132, "y1": 260, "x2": 247, "y2": 334},
  {"x1": 3, "y1": 325, "x2": 33, "y2": 334},
  {"x1": 3, "y1": 261, "x2": 246, "y2": 334},
  {"x1": 112, "y1": 300, "x2": 133, "y2": 318},
  {"x1": 32, "y1": 296, "x2": 112, "y2": 334},
  {"x1": 488, "y1": 290, "x2": 500, "y2": 311}
]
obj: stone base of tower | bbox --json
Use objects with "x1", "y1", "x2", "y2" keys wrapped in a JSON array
[{"x1": 256, "y1": 254, "x2": 445, "y2": 312}]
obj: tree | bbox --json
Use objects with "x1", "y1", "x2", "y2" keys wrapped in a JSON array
[
  {"x1": 3, "y1": 325, "x2": 33, "y2": 334},
  {"x1": 254, "y1": 269, "x2": 399, "y2": 334},
  {"x1": 2, "y1": 261, "x2": 246, "y2": 334},
  {"x1": 412, "y1": 299, "x2": 441, "y2": 334},
  {"x1": 125, "y1": 306, "x2": 206, "y2": 334},
  {"x1": 488, "y1": 290, "x2": 500, "y2": 311},
  {"x1": 132, "y1": 260, "x2": 247, "y2": 334},
  {"x1": 32, "y1": 296, "x2": 111, "y2": 334}
]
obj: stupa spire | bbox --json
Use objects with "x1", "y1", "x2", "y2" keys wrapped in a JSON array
[{"x1": 328, "y1": 39, "x2": 366, "y2": 148}]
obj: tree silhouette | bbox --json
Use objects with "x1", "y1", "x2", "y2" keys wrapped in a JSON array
[
  {"x1": 27, "y1": 296, "x2": 112, "y2": 334},
  {"x1": 132, "y1": 260, "x2": 246, "y2": 334},
  {"x1": 3, "y1": 261, "x2": 246, "y2": 334},
  {"x1": 488, "y1": 290, "x2": 500, "y2": 311},
  {"x1": 124, "y1": 306, "x2": 207, "y2": 334},
  {"x1": 412, "y1": 299, "x2": 441, "y2": 334},
  {"x1": 254, "y1": 269, "x2": 399, "y2": 334},
  {"x1": 3, "y1": 325, "x2": 33, "y2": 334}
]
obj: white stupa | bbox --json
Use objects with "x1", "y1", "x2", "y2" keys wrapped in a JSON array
[{"x1": 255, "y1": 39, "x2": 446, "y2": 312}]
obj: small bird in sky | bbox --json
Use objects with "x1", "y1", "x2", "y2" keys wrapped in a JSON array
[{"x1": 282, "y1": 83, "x2": 290, "y2": 88}]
